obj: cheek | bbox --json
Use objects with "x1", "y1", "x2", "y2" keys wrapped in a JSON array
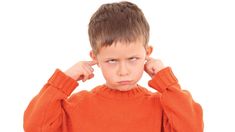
[
  {"x1": 132, "y1": 59, "x2": 145, "y2": 69},
  {"x1": 132, "y1": 62, "x2": 145, "y2": 75},
  {"x1": 133, "y1": 60, "x2": 146, "y2": 73},
  {"x1": 99, "y1": 64, "x2": 115, "y2": 79}
]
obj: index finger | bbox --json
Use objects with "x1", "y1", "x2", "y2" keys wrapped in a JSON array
[{"x1": 87, "y1": 60, "x2": 98, "y2": 66}]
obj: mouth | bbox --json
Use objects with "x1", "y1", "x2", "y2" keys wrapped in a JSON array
[{"x1": 117, "y1": 80, "x2": 133, "y2": 85}]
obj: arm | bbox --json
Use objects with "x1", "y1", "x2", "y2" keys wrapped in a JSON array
[
  {"x1": 24, "y1": 60, "x2": 97, "y2": 132},
  {"x1": 148, "y1": 67, "x2": 204, "y2": 132},
  {"x1": 23, "y1": 69, "x2": 78, "y2": 132}
]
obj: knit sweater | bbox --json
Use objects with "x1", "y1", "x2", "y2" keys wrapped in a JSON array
[{"x1": 24, "y1": 67, "x2": 203, "y2": 132}]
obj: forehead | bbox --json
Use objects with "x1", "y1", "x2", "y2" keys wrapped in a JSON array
[{"x1": 97, "y1": 41, "x2": 146, "y2": 58}]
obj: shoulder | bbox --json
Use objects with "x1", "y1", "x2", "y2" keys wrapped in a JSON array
[
  {"x1": 138, "y1": 86, "x2": 163, "y2": 109},
  {"x1": 67, "y1": 90, "x2": 92, "y2": 103},
  {"x1": 138, "y1": 85, "x2": 161, "y2": 99},
  {"x1": 67, "y1": 85, "x2": 102, "y2": 102}
]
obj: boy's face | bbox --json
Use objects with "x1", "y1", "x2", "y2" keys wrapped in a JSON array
[{"x1": 90, "y1": 40, "x2": 152, "y2": 91}]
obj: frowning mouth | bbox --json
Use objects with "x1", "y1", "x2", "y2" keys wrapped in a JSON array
[{"x1": 117, "y1": 80, "x2": 133, "y2": 85}]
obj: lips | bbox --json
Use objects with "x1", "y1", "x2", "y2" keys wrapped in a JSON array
[{"x1": 117, "y1": 80, "x2": 132, "y2": 85}]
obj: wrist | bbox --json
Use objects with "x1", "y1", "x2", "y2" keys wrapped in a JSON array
[{"x1": 64, "y1": 70, "x2": 77, "y2": 81}]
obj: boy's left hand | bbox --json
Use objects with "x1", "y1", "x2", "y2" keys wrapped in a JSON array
[{"x1": 144, "y1": 56, "x2": 166, "y2": 78}]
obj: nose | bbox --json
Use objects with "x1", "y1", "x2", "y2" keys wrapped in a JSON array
[{"x1": 117, "y1": 61, "x2": 130, "y2": 76}]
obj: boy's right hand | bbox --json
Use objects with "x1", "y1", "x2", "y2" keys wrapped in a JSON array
[{"x1": 64, "y1": 60, "x2": 97, "y2": 82}]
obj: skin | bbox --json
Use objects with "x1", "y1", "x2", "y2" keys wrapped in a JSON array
[{"x1": 65, "y1": 40, "x2": 165, "y2": 91}]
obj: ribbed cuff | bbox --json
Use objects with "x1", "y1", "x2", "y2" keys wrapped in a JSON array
[
  {"x1": 48, "y1": 69, "x2": 78, "y2": 96},
  {"x1": 148, "y1": 67, "x2": 178, "y2": 93}
]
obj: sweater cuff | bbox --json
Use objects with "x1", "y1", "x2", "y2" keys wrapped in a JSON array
[
  {"x1": 48, "y1": 69, "x2": 78, "y2": 96},
  {"x1": 148, "y1": 67, "x2": 178, "y2": 93}
]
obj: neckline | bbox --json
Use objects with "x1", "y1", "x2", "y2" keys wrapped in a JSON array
[{"x1": 92, "y1": 84, "x2": 149, "y2": 100}]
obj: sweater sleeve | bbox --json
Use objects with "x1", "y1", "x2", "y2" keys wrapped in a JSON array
[
  {"x1": 23, "y1": 69, "x2": 79, "y2": 132},
  {"x1": 148, "y1": 67, "x2": 204, "y2": 132}
]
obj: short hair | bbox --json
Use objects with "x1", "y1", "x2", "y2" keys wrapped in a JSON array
[{"x1": 88, "y1": 1, "x2": 150, "y2": 55}]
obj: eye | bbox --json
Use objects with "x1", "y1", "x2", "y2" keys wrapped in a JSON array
[
  {"x1": 129, "y1": 57, "x2": 138, "y2": 61},
  {"x1": 106, "y1": 59, "x2": 117, "y2": 64}
]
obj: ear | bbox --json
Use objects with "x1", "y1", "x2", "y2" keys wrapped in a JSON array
[
  {"x1": 89, "y1": 50, "x2": 100, "y2": 67},
  {"x1": 145, "y1": 45, "x2": 153, "y2": 57},
  {"x1": 89, "y1": 50, "x2": 96, "y2": 60}
]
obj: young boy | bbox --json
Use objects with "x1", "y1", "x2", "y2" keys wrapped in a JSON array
[{"x1": 24, "y1": 1, "x2": 203, "y2": 132}]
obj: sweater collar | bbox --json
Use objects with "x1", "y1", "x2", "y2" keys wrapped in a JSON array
[{"x1": 92, "y1": 84, "x2": 149, "y2": 100}]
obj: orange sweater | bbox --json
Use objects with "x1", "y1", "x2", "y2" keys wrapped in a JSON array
[{"x1": 24, "y1": 67, "x2": 203, "y2": 132}]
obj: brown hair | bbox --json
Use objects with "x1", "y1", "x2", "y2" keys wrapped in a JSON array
[{"x1": 88, "y1": 1, "x2": 150, "y2": 55}]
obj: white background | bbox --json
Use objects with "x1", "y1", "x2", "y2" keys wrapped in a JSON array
[{"x1": 0, "y1": 0, "x2": 235, "y2": 131}]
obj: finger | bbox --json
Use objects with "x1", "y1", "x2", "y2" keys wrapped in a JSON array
[
  {"x1": 77, "y1": 66, "x2": 90, "y2": 82},
  {"x1": 84, "y1": 73, "x2": 94, "y2": 82},
  {"x1": 79, "y1": 74, "x2": 90, "y2": 82},
  {"x1": 78, "y1": 71, "x2": 88, "y2": 81},
  {"x1": 82, "y1": 73, "x2": 90, "y2": 82},
  {"x1": 88, "y1": 73, "x2": 94, "y2": 79},
  {"x1": 82, "y1": 71, "x2": 91, "y2": 82},
  {"x1": 87, "y1": 60, "x2": 98, "y2": 66},
  {"x1": 77, "y1": 75, "x2": 84, "y2": 81},
  {"x1": 87, "y1": 66, "x2": 94, "y2": 72},
  {"x1": 145, "y1": 56, "x2": 151, "y2": 61},
  {"x1": 144, "y1": 64, "x2": 156, "y2": 77},
  {"x1": 84, "y1": 73, "x2": 95, "y2": 81},
  {"x1": 82, "y1": 65, "x2": 93, "y2": 75},
  {"x1": 147, "y1": 68, "x2": 154, "y2": 76},
  {"x1": 147, "y1": 70, "x2": 155, "y2": 78},
  {"x1": 151, "y1": 67, "x2": 157, "y2": 75}
]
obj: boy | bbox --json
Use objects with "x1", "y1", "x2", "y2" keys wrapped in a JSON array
[{"x1": 24, "y1": 1, "x2": 203, "y2": 132}]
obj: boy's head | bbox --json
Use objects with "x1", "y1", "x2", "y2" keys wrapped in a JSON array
[
  {"x1": 88, "y1": 1, "x2": 153, "y2": 91},
  {"x1": 88, "y1": 1, "x2": 150, "y2": 56}
]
